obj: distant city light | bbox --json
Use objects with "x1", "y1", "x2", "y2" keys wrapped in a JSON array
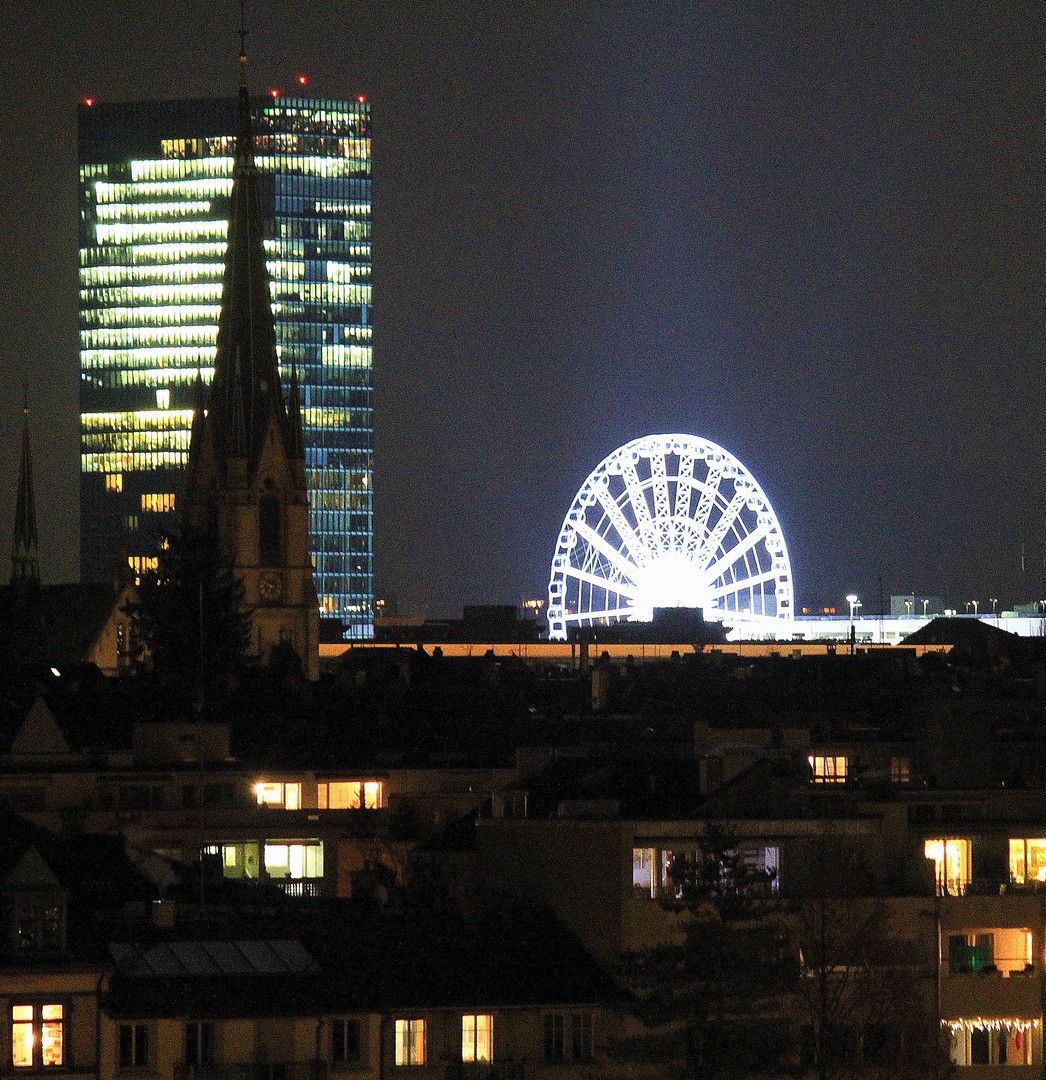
[
  {"x1": 84, "y1": 97, "x2": 94, "y2": 107},
  {"x1": 297, "y1": 74, "x2": 308, "y2": 87},
  {"x1": 270, "y1": 88, "x2": 280, "y2": 98}
]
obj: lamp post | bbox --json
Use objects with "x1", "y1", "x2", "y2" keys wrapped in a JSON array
[
  {"x1": 972, "y1": 600, "x2": 979, "y2": 616},
  {"x1": 904, "y1": 600, "x2": 912, "y2": 618},
  {"x1": 990, "y1": 598, "x2": 998, "y2": 617},
  {"x1": 922, "y1": 599, "x2": 929, "y2": 617},
  {"x1": 846, "y1": 593, "x2": 859, "y2": 622}
]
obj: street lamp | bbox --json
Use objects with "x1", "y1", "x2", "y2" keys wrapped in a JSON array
[
  {"x1": 846, "y1": 594, "x2": 860, "y2": 621},
  {"x1": 990, "y1": 598, "x2": 998, "y2": 617},
  {"x1": 972, "y1": 600, "x2": 979, "y2": 616},
  {"x1": 922, "y1": 599, "x2": 929, "y2": 617},
  {"x1": 904, "y1": 600, "x2": 912, "y2": 618}
]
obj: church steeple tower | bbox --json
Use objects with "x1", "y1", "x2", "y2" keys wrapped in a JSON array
[
  {"x1": 10, "y1": 392, "x2": 40, "y2": 588},
  {"x1": 183, "y1": 40, "x2": 319, "y2": 678}
]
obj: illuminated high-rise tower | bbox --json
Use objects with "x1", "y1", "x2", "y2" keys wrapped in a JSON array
[{"x1": 78, "y1": 91, "x2": 373, "y2": 638}]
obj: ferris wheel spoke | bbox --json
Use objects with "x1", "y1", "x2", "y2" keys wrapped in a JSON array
[
  {"x1": 572, "y1": 518, "x2": 645, "y2": 584},
  {"x1": 698, "y1": 491, "x2": 749, "y2": 570},
  {"x1": 651, "y1": 452, "x2": 671, "y2": 523},
  {"x1": 703, "y1": 520, "x2": 772, "y2": 578},
  {"x1": 691, "y1": 465, "x2": 723, "y2": 536},
  {"x1": 620, "y1": 458, "x2": 654, "y2": 533},
  {"x1": 674, "y1": 453, "x2": 696, "y2": 523},
  {"x1": 562, "y1": 604, "x2": 636, "y2": 624},
  {"x1": 593, "y1": 485, "x2": 650, "y2": 569},
  {"x1": 563, "y1": 565, "x2": 641, "y2": 599},
  {"x1": 707, "y1": 565, "x2": 780, "y2": 599}
]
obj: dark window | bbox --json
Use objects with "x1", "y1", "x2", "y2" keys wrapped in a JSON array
[
  {"x1": 331, "y1": 1018, "x2": 361, "y2": 1064},
  {"x1": 185, "y1": 1022, "x2": 215, "y2": 1066},
  {"x1": 545, "y1": 1013, "x2": 591, "y2": 1063},
  {"x1": 544, "y1": 1014, "x2": 565, "y2": 1064},
  {"x1": 259, "y1": 495, "x2": 282, "y2": 566},
  {"x1": 119, "y1": 1024, "x2": 149, "y2": 1069},
  {"x1": 571, "y1": 1013, "x2": 592, "y2": 1062},
  {"x1": 15, "y1": 905, "x2": 63, "y2": 952},
  {"x1": 971, "y1": 1027, "x2": 990, "y2": 1065}
]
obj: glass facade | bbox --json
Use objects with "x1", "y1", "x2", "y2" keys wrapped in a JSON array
[{"x1": 78, "y1": 96, "x2": 373, "y2": 637}]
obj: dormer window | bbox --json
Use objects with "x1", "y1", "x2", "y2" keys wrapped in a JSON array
[{"x1": 15, "y1": 904, "x2": 63, "y2": 953}]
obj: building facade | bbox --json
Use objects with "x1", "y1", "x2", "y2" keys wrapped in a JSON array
[{"x1": 78, "y1": 93, "x2": 373, "y2": 637}]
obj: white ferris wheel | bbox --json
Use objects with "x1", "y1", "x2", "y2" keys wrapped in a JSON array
[{"x1": 547, "y1": 434, "x2": 793, "y2": 640}]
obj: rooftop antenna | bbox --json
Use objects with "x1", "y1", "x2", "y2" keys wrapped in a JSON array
[{"x1": 239, "y1": 0, "x2": 247, "y2": 60}]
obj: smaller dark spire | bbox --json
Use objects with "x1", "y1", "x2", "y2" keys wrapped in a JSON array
[
  {"x1": 11, "y1": 391, "x2": 40, "y2": 588},
  {"x1": 286, "y1": 359, "x2": 305, "y2": 461}
]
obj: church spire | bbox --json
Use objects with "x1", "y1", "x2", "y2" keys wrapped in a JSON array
[
  {"x1": 205, "y1": 37, "x2": 291, "y2": 471},
  {"x1": 10, "y1": 391, "x2": 40, "y2": 587},
  {"x1": 179, "y1": 36, "x2": 319, "y2": 680}
]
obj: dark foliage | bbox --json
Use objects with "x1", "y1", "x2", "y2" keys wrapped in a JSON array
[{"x1": 125, "y1": 527, "x2": 251, "y2": 687}]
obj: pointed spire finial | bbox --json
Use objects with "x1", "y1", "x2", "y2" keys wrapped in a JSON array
[
  {"x1": 11, "y1": 394, "x2": 40, "y2": 588},
  {"x1": 239, "y1": 0, "x2": 249, "y2": 89}
]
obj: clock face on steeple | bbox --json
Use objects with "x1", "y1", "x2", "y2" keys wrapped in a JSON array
[{"x1": 259, "y1": 571, "x2": 283, "y2": 603}]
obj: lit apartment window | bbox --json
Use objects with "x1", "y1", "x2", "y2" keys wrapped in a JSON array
[
  {"x1": 633, "y1": 847, "x2": 656, "y2": 898},
  {"x1": 255, "y1": 782, "x2": 301, "y2": 809},
  {"x1": 331, "y1": 1018, "x2": 361, "y2": 1065},
  {"x1": 317, "y1": 780, "x2": 384, "y2": 809},
  {"x1": 948, "y1": 1020, "x2": 1035, "y2": 1065},
  {"x1": 890, "y1": 756, "x2": 911, "y2": 783},
  {"x1": 1010, "y1": 839, "x2": 1046, "y2": 884},
  {"x1": 118, "y1": 1024, "x2": 149, "y2": 1070},
  {"x1": 925, "y1": 838, "x2": 972, "y2": 896},
  {"x1": 462, "y1": 1015, "x2": 492, "y2": 1063},
  {"x1": 263, "y1": 841, "x2": 323, "y2": 880},
  {"x1": 12, "y1": 1005, "x2": 64, "y2": 1067},
  {"x1": 394, "y1": 1019, "x2": 425, "y2": 1066},
  {"x1": 809, "y1": 755, "x2": 848, "y2": 783},
  {"x1": 544, "y1": 1012, "x2": 592, "y2": 1064}
]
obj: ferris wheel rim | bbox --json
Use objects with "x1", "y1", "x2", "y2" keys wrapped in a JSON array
[{"x1": 547, "y1": 433, "x2": 793, "y2": 639}]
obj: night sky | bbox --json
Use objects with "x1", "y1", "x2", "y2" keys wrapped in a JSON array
[{"x1": 3, "y1": 3, "x2": 1046, "y2": 618}]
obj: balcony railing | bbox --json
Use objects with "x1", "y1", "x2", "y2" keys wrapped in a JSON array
[
  {"x1": 175, "y1": 1062, "x2": 327, "y2": 1080},
  {"x1": 444, "y1": 1063, "x2": 524, "y2": 1080},
  {"x1": 272, "y1": 880, "x2": 324, "y2": 898}
]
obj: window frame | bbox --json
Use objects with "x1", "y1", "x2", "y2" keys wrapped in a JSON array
[
  {"x1": 461, "y1": 1014, "x2": 492, "y2": 1063},
  {"x1": 809, "y1": 755, "x2": 848, "y2": 784},
  {"x1": 118, "y1": 1023, "x2": 150, "y2": 1071},
  {"x1": 184, "y1": 1020, "x2": 216, "y2": 1067},
  {"x1": 331, "y1": 1017, "x2": 362, "y2": 1067},
  {"x1": 394, "y1": 1018, "x2": 425, "y2": 1067},
  {"x1": 544, "y1": 1011, "x2": 593, "y2": 1064},
  {"x1": 11, "y1": 1002, "x2": 66, "y2": 1069}
]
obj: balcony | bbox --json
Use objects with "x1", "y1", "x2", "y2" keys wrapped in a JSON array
[
  {"x1": 940, "y1": 966, "x2": 1041, "y2": 1018},
  {"x1": 444, "y1": 1063, "x2": 524, "y2": 1080},
  {"x1": 175, "y1": 1064, "x2": 327, "y2": 1080}
]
